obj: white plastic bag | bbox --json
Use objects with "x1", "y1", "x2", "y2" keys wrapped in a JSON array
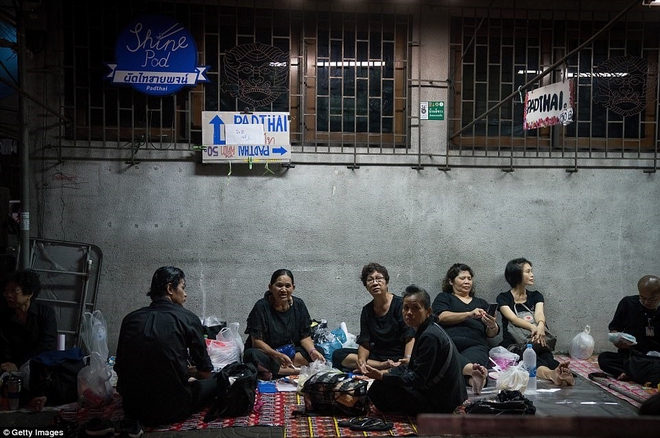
[
  {"x1": 206, "y1": 322, "x2": 243, "y2": 371},
  {"x1": 78, "y1": 351, "x2": 114, "y2": 407},
  {"x1": 77, "y1": 310, "x2": 115, "y2": 406},
  {"x1": 489, "y1": 346, "x2": 519, "y2": 371},
  {"x1": 495, "y1": 364, "x2": 529, "y2": 392},
  {"x1": 296, "y1": 359, "x2": 335, "y2": 393},
  {"x1": 80, "y1": 310, "x2": 109, "y2": 360},
  {"x1": 340, "y1": 322, "x2": 358, "y2": 349},
  {"x1": 569, "y1": 325, "x2": 595, "y2": 360}
]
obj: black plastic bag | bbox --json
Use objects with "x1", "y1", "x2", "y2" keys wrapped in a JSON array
[
  {"x1": 464, "y1": 390, "x2": 536, "y2": 415},
  {"x1": 204, "y1": 361, "x2": 257, "y2": 421}
]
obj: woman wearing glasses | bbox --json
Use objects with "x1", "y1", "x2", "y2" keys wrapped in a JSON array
[{"x1": 332, "y1": 263, "x2": 414, "y2": 372}]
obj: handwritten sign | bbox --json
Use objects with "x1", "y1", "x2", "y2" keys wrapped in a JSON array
[
  {"x1": 105, "y1": 15, "x2": 208, "y2": 96},
  {"x1": 524, "y1": 80, "x2": 574, "y2": 130},
  {"x1": 225, "y1": 124, "x2": 265, "y2": 145}
]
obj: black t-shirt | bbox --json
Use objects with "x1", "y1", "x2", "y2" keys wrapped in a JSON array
[
  {"x1": 244, "y1": 292, "x2": 313, "y2": 349},
  {"x1": 115, "y1": 297, "x2": 212, "y2": 426},
  {"x1": 432, "y1": 292, "x2": 490, "y2": 351},
  {"x1": 357, "y1": 294, "x2": 414, "y2": 358},
  {"x1": 0, "y1": 300, "x2": 57, "y2": 367},
  {"x1": 496, "y1": 289, "x2": 544, "y2": 348},
  {"x1": 608, "y1": 295, "x2": 660, "y2": 353}
]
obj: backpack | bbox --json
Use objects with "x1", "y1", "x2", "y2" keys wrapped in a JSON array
[
  {"x1": 29, "y1": 347, "x2": 87, "y2": 406},
  {"x1": 204, "y1": 361, "x2": 257, "y2": 421},
  {"x1": 301, "y1": 370, "x2": 370, "y2": 416}
]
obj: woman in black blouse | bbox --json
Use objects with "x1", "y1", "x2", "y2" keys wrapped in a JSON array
[
  {"x1": 332, "y1": 263, "x2": 414, "y2": 373},
  {"x1": 243, "y1": 269, "x2": 325, "y2": 380}
]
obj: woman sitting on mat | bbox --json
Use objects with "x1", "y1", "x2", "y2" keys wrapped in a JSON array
[
  {"x1": 332, "y1": 262, "x2": 414, "y2": 373},
  {"x1": 361, "y1": 285, "x2": 468, "y2": 415},
  {"x1": 432, "y1": 263, "x2": 495, "y2": 395},
  {"x1": 497, "y1": 258, "x2": 574, "y2": 386},
  {"x1": 243, "y1": 269, "x2": 325, "y2": 380}
]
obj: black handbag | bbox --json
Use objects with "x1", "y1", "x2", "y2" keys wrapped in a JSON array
[{"x1": 29, "y1": 347, "x2": 87, "y2": 405}]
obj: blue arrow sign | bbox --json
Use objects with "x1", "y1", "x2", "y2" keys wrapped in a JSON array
[
  {"x1": 272, "y1": 147, "x2": 288, "y2": 155},
  {"x1": 209, "y1": 115, "x2": 225, "y2": 145}
]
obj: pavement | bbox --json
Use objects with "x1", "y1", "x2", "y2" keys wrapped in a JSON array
[{"x1": 0, "y1": 374, "x2": 646, "y2": 437}]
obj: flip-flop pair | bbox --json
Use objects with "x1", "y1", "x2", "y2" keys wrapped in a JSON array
[{"x1": 338, "y1": 417, "x2": 393, "y2": 431}]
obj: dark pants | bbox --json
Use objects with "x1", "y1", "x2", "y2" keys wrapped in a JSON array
[
  {"x1": 367, "y1": 379, "x2": 429, "y2": 415},
  {"x1": 598, "y1": 351, "x2": 628, "y2": 378}
]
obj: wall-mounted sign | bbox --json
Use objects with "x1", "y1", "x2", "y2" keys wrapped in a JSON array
[
  {"x1": 201, "y1": 112, "x2": 291, "y2": 163},
  {"x1": 105, "y1": 15, "x2": 209, "y2": 96},
  {"x1": 524, "y1": 80, "x2": 574, "y2": 130},
  {"x1": 421, "y1": 101, "x2": 445, "y2": 120}
]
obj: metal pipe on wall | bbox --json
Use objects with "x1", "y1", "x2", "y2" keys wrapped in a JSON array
[{"x1": 17, "y1": 2, "x2": 29, "y2": 270}]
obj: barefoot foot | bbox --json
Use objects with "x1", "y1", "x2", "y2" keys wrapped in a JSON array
[
  {"x1": 469, "y1": 364, "x2": 488, "y2": 395},
  {"x1": 26, "y1": 396, "x2": 47, "y2": 411}
]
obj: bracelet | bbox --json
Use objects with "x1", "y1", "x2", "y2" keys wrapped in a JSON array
[
  {"x1": 537, "y1": 320, "x2": 545, "y2": 325},
  {"x1": 487, "y1": 324, "x2": 498, "y2": 330},
  {"x1": 404, "y1": 355, "x2": 411, "y2": 359},
  {"x1": 308, "y1": 348, "x2": 316, "y2": 356}
]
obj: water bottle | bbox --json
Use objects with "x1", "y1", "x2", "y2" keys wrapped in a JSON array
[{"x1": 522, "y1": 344, "x2": 537, "y2": 395}]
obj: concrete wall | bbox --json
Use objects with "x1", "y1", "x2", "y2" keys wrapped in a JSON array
[
  {"x1": 24, "y1": 0, "x2": 660, "y2": 358},
  {"x1": 31, "y1": 161, "x2": 660, "y2": 355}
]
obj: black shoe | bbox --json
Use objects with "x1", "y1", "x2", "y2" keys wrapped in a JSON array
[
  {"x1": 117, "y1": 419, "x2": 144, "y2": 438},
  {"x1": 84, "y1": 418, "x2": 115, "y2": 437}
]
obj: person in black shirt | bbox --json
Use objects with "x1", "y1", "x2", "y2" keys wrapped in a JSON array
[
  {"x1": 243, "y1": 269, "x2": 325, "y2": 380},
  {"x1": 114, "y1": 266, "x2": 215, "y2": 426},
  {"x1": 1, "y1": 269, "x2": 56, "y2": 411},
  {"x1": 332, "y1": 263, "x2": 414, "y2": 373},
  {"x1": 361, "y1": 285, "x2": 467, "y2": 415},
  {"x1": 1, "y1": 270, "x2": 57, "y2": 373},
  {"x1": 598, "y1": 275, "x2": 660, "y2": 383},
  {"x1": 433, "y1": 263, "x2": 495, "y2": 394}
]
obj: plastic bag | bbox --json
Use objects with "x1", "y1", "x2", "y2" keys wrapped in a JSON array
[
  {"x1": 489, "y1": 346, "x2": 519, "y2": 371},
  {"x1": 496, "y1": 364, "x2": 529, "y2": 392},
  {"x1": 78, "y1": 311, "x2": 114, "y2": 406},
  {"x1": 80, "y1": 310, "x2": 109, "y2": 360},
  {"x1": 296, "y1": 358, "x2": 334, "y2": 393},
  {"x1": 206, "y1": 322, "x2": 244, "y2": 371},
  {"x1": 569, "y1": 325, "x2": 595, "y2": 360},
  {"x1": 339, "y1": 322, "x2": 358, "y2": 349},
  {"x1": 312, "y1": 320, "x2": 342, "y2": 362},
  {"x1": 78, "y1": 351, "x2": 114, "y2": 407},
  {"x1": 202, "y1": 315, "x2": 227, "y2": 340}
]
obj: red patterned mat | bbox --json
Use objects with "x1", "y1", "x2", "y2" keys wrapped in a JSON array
[
  {"x1": 556, "y1": 354, "x2": 658, "y2": 408},
  {"x1": 58, "y1": 391, "x2": 418, "y2": 437}
]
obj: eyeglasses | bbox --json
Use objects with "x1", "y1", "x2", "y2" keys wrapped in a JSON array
[{"x1": 366, "y1": 276, "x2": 386, "y2": 284}]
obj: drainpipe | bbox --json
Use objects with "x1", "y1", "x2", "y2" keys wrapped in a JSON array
[{"x1": 17, "y1": 3, "x2": 30, "y2": 270}]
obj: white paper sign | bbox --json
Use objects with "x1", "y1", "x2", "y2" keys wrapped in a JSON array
[
  {"x1": 225, "y1": 124, "x2": 264, "y2": 145},
  {"x1": 524, "y1": 80, "x2": 574, "y2": 130}
]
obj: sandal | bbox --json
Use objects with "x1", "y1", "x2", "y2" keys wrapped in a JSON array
[
  {"x1": 349, "y1": 417, "x2": 393, "y2": 432},
  {"x1": 337, "y1": 417, "x2": 368, "y2": 427}
]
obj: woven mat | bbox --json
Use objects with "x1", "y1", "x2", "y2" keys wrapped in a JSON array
[
  {"x1": 556, "y1": 354, "x2": 658, "y2": 408},
  {"x1": 58, "y1": 391, "x2": 417, "y2": 437}
]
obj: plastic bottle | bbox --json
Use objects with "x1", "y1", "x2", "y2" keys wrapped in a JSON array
[{"x1": 522, "y1": 343, "x2": 537, "y2": 395}]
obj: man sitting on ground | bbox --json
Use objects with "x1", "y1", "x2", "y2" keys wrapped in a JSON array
[
  {"x1": 115, "y1": 266, "x2": 216, "y2": 426},
  {"x1": 598, "y1": 275, "x2": 660, "y2": 384}
]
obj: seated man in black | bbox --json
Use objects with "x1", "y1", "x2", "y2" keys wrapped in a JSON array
[
  {"x1": 115, "y1": 266, "x2": 216, "y2": 426},
  {"x1": 598, "y1": 274, "x2": 660, "y2": 384}
]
